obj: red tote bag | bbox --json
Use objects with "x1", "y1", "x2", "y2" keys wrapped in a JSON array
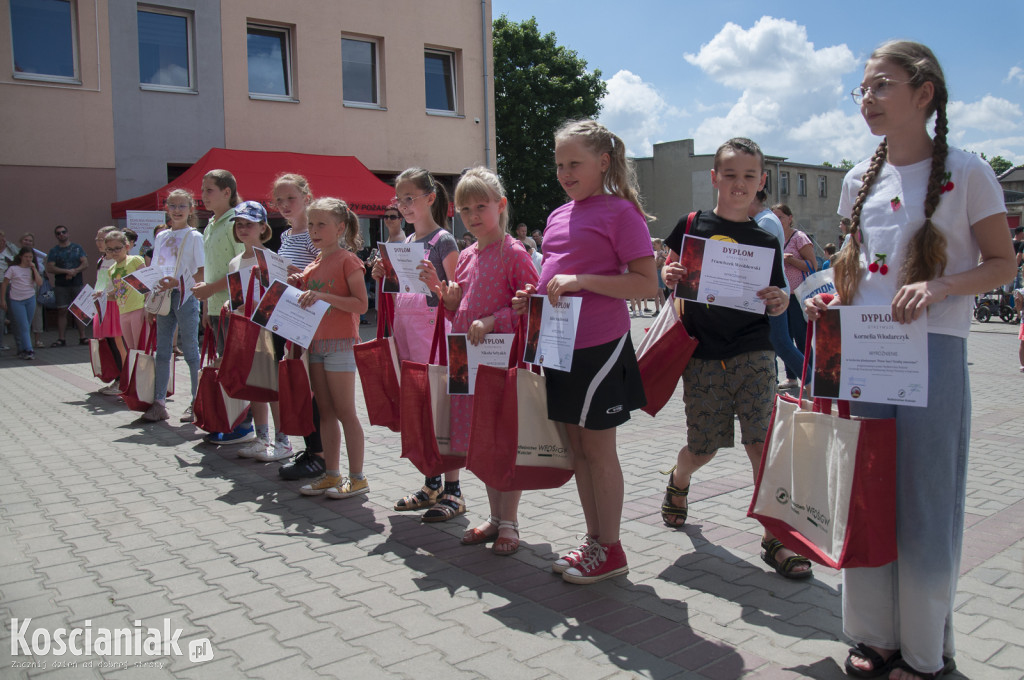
[
  {"x1": 277, "y1": 343, "x2": 315, "y2": 437},
  {"x1": 637, "y1": 211, "x2": 699, "y2": 417},
  {"x1": 636, "y1": 295, "x2": 698, "y2": 416},
  {"x1": 466, "y1": 321, "x2": 574, "y2": 491},
  {"x1": 90, "y1": 338, "x2": 124, "y2": 383},
  {"x1": 194, "y1": 333, "x2": 250, "y2": 433},
  {"x1": 399, "y1": 305, "x2": 465, "y2": 477},
  {"x1": 748, "y1": 323, "x2": 897, "y2": 569},
  {"x1": 218, "y1": 273, "x2": 279, "y2": 402},
  {"x1": 353, "y1": 289, "x2": 402, "y2": 432}
]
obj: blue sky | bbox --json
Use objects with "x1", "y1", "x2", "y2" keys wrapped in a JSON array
[{"x1": 491, "y1": 1, "x2": 1024, "y2": 167}]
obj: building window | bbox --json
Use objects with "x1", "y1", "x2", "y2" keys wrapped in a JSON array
[
  {"x1": 780, "y1": 171, "x2": 789, "y2": 196},
  {"x1": 798, "y1": 173, "x2": 807, "y2": 197},
  {"x1": 247, "y1": 24, "x2": 292, "y2": 99},
  {"x1": 424, "y1": 49, "x2": 456, "y2": 112},
  {"x1": 764, "y1": 170, "x2": 772, "y2": 195},
  {"x1": 818, "y1": 175, "x2": 828, "y2": 198},
  {"x1": 138, "y1": 7, "x2": 193, "y2": 90},
  {"x1": 342, "y1": 37, "x2": 379, "y2": 105},
  {"x1": 10, "y1": 0, "x2": 77, "y2": 81}
]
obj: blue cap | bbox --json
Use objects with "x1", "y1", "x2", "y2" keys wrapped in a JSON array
[{"x1": 231, "y1": 201, "x2": 267, "y2": 223}]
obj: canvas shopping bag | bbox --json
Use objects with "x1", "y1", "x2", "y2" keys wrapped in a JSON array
[
  {"x1": 193, "y1": 333, "x2": 250, "y2": 434},
  {"x1": 467, "y1": 364, "x2": 574, "y2": 492},
  {"x1": 636, "y1": 294, "x2": 698, "y2": 416},
  {"x1": 218, "y1": 273, "x2": 279, "y2": 402},
  {"x1": 90, "y1": 338, "x2": 122, "y2": 382},
  {"x1": 277, "y1": 342, "x2": 315, "y2": 437},
  {"x1": 747, "y1": 324, "x2": 897, "y2": 569},
  {"x1": 399, "y1": 305, "x2": 465, "y2": 477},
  {"x1": 120, "y1": 323, "x2": 175, "y2": 411},
  {"x1": 353, "y1": 288, "x2": 402, "y2": 432}
]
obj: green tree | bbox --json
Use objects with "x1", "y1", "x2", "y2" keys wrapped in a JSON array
[
  {"x1": 821, "y1": 159, "x2": 855, "y2": 170},
  {"x1": 493, "y1": 16, "x2": 607, "y2": 231}
]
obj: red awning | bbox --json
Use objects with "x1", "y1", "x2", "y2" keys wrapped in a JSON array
[{"x1": 110, "y1": 148, "x2": 396, "y2": 219}]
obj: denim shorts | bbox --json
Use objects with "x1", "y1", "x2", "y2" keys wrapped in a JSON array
[{"x1": 308, "y1": 338, "x2": 357, "y2": 372}]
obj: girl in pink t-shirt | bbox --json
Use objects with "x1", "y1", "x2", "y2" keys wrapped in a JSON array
[{"x1": 513, "y1": 120, "x2": 657, "y2": 584}]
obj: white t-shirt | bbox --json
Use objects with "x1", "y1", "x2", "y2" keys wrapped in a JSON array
[
  {"x1": 153, "y1": 228, "x2": 205, "y2": 279},
  {"x1": 839, "y1": 147, "x2": 1006, "y2": 338}
]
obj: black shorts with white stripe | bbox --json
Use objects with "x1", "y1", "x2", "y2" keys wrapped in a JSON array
[{"x1": 544, "y1": 333, "x2": 646, "y2": 430}]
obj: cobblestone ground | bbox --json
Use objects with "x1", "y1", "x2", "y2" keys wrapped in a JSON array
[{"x1": 1, "y1": 317, "x2": 1021, "y2": 679}]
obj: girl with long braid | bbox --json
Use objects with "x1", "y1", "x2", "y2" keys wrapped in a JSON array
[{"x1": 807, "y1": 42, "x2": 1014, "y2": 680}]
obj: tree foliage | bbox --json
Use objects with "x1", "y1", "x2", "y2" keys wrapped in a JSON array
[
  {"x1": 492, "y1": 16, "x2": 607, "y2": 231},
  {"x1": 821, "y1": 159, "x2": 856, "y2": 170},
  {"x1": 979, "y1": 153, "x2": 1013, "y2": 176}
]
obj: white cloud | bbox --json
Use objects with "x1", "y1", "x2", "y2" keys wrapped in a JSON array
[
  {"x1": 598, "y1": 70, "x2": 683, "y2": 157},
  {"x1": 1006, "y1": 66, "x2": 1024, "y2": 85},
  {"x1": 947, "y1": 96, "x2": 1022, "y2": 134},
  {"x1": 681, "y1": 16, "x2": 860, "y2": 162}
]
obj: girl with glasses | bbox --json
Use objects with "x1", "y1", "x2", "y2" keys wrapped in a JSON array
[{"x1": 808, "y1": 41, "x2": 1015, "y2": 680}]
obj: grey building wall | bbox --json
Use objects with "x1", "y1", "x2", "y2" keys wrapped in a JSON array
[
  {"x1": 109, "y1": 0, "x2": 226, "y2": 201},
  {"x1": 633, "y1": 139, "x2": 845, "y2": 253}
]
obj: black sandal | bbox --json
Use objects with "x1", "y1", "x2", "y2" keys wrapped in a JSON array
[
  {"x1": 888, "y1": 656, "x2": 955, "y2": 680},
  {"x1": 661, "y1": 480, "x2": 689, "y2": 527},
  {"x1": 845, "y1": 644, "x2": 900, "y2": 678},
  {"x1": 50, "y1": 339, "x2": 66, "y2": 347},
  {"x1": 760, "y1": 538, "x2": 813, "y2": 579}
]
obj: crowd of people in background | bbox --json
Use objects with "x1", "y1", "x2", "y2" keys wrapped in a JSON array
[{"x1": 3, "y1": 38, "x2": 1022, "y2": 680}]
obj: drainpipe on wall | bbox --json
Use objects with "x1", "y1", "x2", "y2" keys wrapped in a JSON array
[{"x1": 481, "y1": 0, "x2": 491, "y2": 168}]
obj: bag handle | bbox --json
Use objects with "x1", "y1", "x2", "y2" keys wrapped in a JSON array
[
  {"x1": 428, "y1": 303, "x2": 448, "y2": 366},
  {"x1": 200, "y1": 327, "x2": 217, "y2": 366},
  {"x1": 376, "y1": 281, "x2": 395, "y2": 339},
  {"x1": 799, "y1": 294, "x2": 850, "y2": 419},
  {"x1": 243, "y1": 264, "x2": 266, "y2": 318},
  {"x1": 146, "y1": 320, "x2": 158, "y2": 354}
]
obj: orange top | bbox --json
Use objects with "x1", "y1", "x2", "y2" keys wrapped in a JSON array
[{"x1": 300, "y1": 249, "x2": 364, "y2": 342}]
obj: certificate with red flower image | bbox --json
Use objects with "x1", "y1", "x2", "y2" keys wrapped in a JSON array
[
  {"x1": 674, "y1": 235, "x2": 774, "y2": 313},
  {"x1": 812, "y1": 306, "x2": 927, "y2": 406},
  {"x1": 446, "y1": 333, "x2": 514, "y2": 395}
]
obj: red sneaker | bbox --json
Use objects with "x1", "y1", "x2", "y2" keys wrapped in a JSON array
[
  {"x1": 562, "y1": 541, "x2": 628, "y2": 584},
  {"x1": 552, "y1": 534, "x2": 598, "y2": 574}
]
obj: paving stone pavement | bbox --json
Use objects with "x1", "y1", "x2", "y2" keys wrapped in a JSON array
[{"x1": 1, "y1": 316, "x2": 1022, "y2": 679}]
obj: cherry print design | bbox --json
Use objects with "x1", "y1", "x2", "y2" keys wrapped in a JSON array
[
  {"x1": 867, "y1": 253, "x2": 888, "y2": 275},
  {"x1": 939, "y1": 171, "x2": 955, "y2": 195}
]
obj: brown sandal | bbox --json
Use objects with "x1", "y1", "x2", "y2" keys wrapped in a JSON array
[
  {"x1": 393, "y1": 485, "x2": 440, "y2": 512},
  {"x1": 421, "y1": 493, "x2": 466, "y2": 523},
  {"x1": 462, "y1": 516, "x2": 499, "y2": 545},
  {"x1": 492, "y1": 521, "x2": 519, "y2": 556}
]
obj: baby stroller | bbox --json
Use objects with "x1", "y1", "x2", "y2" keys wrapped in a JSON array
[{"x1": 974, "y1": 289, "x2": 1019, "y2": 323}]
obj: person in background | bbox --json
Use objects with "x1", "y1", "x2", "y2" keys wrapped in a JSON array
[
  {"x1": 772, "y1": 203, "x2": 817, "y2": 389},
  {"x1": 1, "y1": 247, "x2": 43, "y2": 359},
  {"x1": 531, "y1": 228, "x2": 544, "y2": 252},
  {"x1": 46, "y1": 225, "x2": 89, "y2": 346},
  {"x1": 821, "y1": 243, "x2": 838, "y2": 269},
  {"x1": 0, "y1": 231, "x2": 20, "y2": 351},
  {"x1": 19, "y1": 233, "x2": 47, "y2": 348},
  {"x1": 522, "y1": 236, "x2": 543, "y2": 275}
]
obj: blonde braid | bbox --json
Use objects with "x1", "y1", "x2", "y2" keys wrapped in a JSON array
[
  {"x1": 834, "y1": 140, "x2": 887, "y2": 302},
  {"x1": 899, "y1": 105, "x2": 949, "y2": 286}
]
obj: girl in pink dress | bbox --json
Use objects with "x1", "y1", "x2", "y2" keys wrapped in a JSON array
[{"x1": 434, "y1": 167, "x2": 538, "y2": 554}]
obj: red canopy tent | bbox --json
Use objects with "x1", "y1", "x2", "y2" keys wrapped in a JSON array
[{"x1": 110, "y1": 148, "x2": 396, "y2": 219}]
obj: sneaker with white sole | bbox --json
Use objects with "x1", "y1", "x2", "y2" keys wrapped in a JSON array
[
  {"x1": 562, "y1": 541, "x2": 629, "y2": 584},
  {"x1": 253, "y1": 436, "x2": 293, "y2": 462},
  {"x1": 238, "y1": 436, "x2": 271, "y2": 459},
  {"x1": 325, "y1": 477, "x2": 369, "y2": 499},
  {"x1": 552, "y1": 534, "x2": 599, "y2": 574},
  {"x1": 300, "y1": 473, "x2": 343, "y2": 496},
  {"x1": 203, "y1": 423, "x2": 256, "y2": 445},
  {"x1": 99, "y1": 383, "x2": 122, "y2": 396},
  {"x1": 179, "y1": 404, "x2": 194, "y2": 423}
]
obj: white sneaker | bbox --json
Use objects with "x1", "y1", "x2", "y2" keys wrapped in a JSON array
[
  {"x1": 99, "y1": 383, "x2": 121, "y2": 396},
  {"x1": 238, "y1": 436, "x2": 271, "y2": 459},
  {"x1": 254, "y1": 436, "x2": 293, "y2": 462}
]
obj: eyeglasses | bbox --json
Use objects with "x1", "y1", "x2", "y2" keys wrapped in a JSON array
[
  {"x1": 105, "y1": 246, "x2": 125, "y2": 253},
  {"x1": 166, "y1": 204, "x2": 191, "y2": 211},
  {"x1": 850, "y1": 78, "x2": 911, "y2": 104},
  {"x1": 383, "y1": 214, "x2": 401, "y2": 221},
  {"x1": 55, "y1": 230, "x2": 68, "y2": 236},
  {"x1": 395, "y1": 193, "x2": 430, "y2": 208}
]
